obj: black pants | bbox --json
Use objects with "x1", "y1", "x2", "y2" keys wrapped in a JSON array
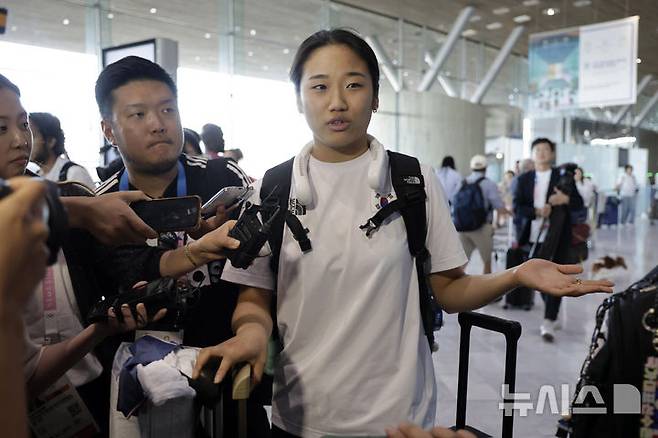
[
  {"x1": 272, "y1": 425, "x2": 300, "y2": 438},
  {"x1": 532, "y1": 241, "x2": 568, "y2": 322},
  {"x1": 541, "y1": 292, "x2": 562, "y2": 321}
]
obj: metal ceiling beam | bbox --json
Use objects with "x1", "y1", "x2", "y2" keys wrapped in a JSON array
[
  {"x1": 417, "y1": 6, "x2": 474, "y2": 92},
  {"x1": 366, "y1": 35, "x2": 403, "y2": 93},
  {"x1": 584, "y1": 108, "x2": 598, "y2": 121},
  {"x1": 470, "y1": 26, "x2": 524, "y2": 104},
  {"x1": 437, "y1": 76, "x2": 458, "y2": 98},
  {"x1": 424, "y1": 52, "x2": 457, "y2": 97},
  {"x1": 612, "y1": 74, "x2": 653, "y2": 125},
  {"x1": 632, "y1": 91, "x2": 658, "y2": 128}
]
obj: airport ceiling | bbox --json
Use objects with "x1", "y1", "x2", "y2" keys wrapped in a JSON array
[{"x1": 3, "y1": 0, "x2": 658, "y2": 97}]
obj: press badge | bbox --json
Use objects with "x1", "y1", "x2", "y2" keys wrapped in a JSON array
[{"x1": 28, "y1": 376, "x2": 98, "y2": 438}]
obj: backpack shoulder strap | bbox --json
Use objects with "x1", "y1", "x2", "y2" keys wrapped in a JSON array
[
  {"x1": 59, "y1": 160, "x2": 80, "y2": 182},
  {"x1": 260, "y1": 157, "x2": 312, "y2": 276},
  {"x1": 260, "y1": 158, "x2": 295, "y2": 277},
  {"x1": 387, "y1": 151, "x2": 427, "y2": 257},
  {"x1": 260, "y1": 157, "x2": 314, "y2": 346},
  {"x1": 387, "y1": 151, "x2": 438, "y2": 350}
]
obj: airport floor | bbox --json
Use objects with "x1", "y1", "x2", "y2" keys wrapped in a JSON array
[{"x1": 434, "y1": 219, "x2": 658, "y2": 437}]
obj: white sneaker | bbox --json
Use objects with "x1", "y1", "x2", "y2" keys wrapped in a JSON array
[
  {"x1": 554, "y1": 320, "x2": 562, "y2": 330},
  {"x1": 540, "y1": 319, "x2": 556, "y2": 342}
]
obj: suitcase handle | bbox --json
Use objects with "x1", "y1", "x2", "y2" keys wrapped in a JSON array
[{"x1": 455, "y1": 312, "x2": 522, "y2": 438}]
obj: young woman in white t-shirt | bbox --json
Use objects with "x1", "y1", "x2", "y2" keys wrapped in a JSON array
[{"x1": 192, "y1": 29, "x2": 614, "y2": 438}]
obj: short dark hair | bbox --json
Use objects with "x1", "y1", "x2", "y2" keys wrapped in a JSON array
[
  {"x1": 441, "y1": 156, "x2": 456, "y2": 170},
  {"x1": 95, "y1": 56, "x2": 177, "y2": 119},
  {"x1": 625, "y1": 164, "x2": 633, "y2": 171},
  {"x1": 290, "y1": 28, "x2": 380, "y2": 98},
  {"x1": 29, "y1": 112, "x2": 66, "y2": 156},
  {"x1": 183, "y1": 128, "x2": 202, "y2": 155},
  {"x1": 0, "y1": 73, "x2": 21, "y2": 96},
  {"x1": 531, "y1": 137, "x2": 556, "y2": 152}
]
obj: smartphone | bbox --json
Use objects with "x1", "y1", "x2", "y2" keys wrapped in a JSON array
[
  {"x1": 201, "y1": 186, "x2": 253, "y2": 216},
  {"x1": 131, "y1": 195, "x2": 201, "y2": 233}
]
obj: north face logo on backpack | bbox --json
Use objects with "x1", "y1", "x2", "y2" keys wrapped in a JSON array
[
  {"x1": 403, "y1": 176, "x2": 422, "y2": 185},
  {"x1": 288, "y1": 198, "x2": 306, "y2": 215}
]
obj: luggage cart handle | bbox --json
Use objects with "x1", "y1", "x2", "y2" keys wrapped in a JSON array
[
  {"x1": 458, "y1": 311, "x2": 522, "y2": 340},
  {"x1": 455, "y1": 312, "x2": 522, "y2": 438}
]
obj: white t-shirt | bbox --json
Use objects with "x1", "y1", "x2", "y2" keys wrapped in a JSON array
[
  {"x1": 576, "y1": 180, "x2": 596, "y2": 208},
  {"x1": 434, "y1": 166, "x2": 462, "y2": 202},
  {"x1": 222, "y1": 142, "x2": 467, "y2": 437},
  {"x1": 530, "y1": 169, "x2": 552, "y2": 244},
  {"x1": 617, "y1": 173, "x2": 638, "y2": 197},
  {"x1": 23, "y1": 250, "x2": 103, "y2": 387},
  {"x1": 37, "y1": 155, "x2": 95, "y2": 189}
]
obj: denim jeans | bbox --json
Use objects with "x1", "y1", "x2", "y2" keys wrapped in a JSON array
[{"x1": 620, "y1": 195, "x2": 636, "y2": 224}]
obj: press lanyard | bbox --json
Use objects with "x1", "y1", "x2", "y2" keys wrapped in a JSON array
[
  {"x1": 42, "y1": 266, "x2": 59, "y2": 345},
  {"x1": 119, "y1": 160, "x2": 187, "y2": 196}
]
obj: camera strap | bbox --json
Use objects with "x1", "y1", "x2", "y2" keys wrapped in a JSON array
[{"x1": 119, "y1": 160, "x2": 187, "y2": 196}]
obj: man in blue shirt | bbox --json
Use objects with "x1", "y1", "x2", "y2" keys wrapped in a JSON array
[{"x1": 456, "y1": 155, "x2": 507, "y2": 275}]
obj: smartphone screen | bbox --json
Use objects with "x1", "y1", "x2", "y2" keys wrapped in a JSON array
[
  {"x1": 131, "y1": 195, "x2": 201, "y2": 233},
  {"x1": 201, "y1": 186, "x2": 253, "y2": 215}
]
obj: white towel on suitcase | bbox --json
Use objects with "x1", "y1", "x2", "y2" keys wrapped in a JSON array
[{"x1": 137, "y1": 359, "x2": 195, "y2": 407}]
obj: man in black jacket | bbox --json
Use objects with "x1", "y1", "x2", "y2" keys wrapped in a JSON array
[
  {"x1": 513, "y1": 138, "x2": 583, "y2": 342},
  {"x1": 92, "y1": 56, "x2": 269, "y2": 436}
]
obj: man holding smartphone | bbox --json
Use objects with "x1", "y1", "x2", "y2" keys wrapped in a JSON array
[{"x1": 91, "y1": 56, "x2": 269, "y2": 436}]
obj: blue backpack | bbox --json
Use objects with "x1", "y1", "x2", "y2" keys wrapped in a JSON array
[{"x1": 452, "y1": 177, "x2": 487, "y2": 232}]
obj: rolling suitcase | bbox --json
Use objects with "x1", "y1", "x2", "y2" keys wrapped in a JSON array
[
  {"x1": 599, "y1": 196, "x2": 619, "y2": 226},
  {"x1": 194, "y1": 362, "x2": 252, "y2": 438},
  {"x1": 452, "y1": 312, "x2": 522, "y2": 438}
]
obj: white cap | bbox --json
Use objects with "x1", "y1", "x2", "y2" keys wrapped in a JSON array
[{"x1": 470, "y1": 154, "x2": 487, "y2": 171}]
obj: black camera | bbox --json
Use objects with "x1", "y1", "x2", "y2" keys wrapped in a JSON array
[
  {"x1": 226, "y1": 200, "x2": 282, "y2": 269},
  {"x1": 86, "y1": 273, "x2": 205, "y2": 325},
  {"x1": 0, "y1": 178, "x2": 68, "y2": 265}
]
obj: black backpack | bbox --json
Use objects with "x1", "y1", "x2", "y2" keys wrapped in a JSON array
[
  {"x1": 259, "y1": 151, "x2": 439, "y2": 349},
  {"x1": 58, "y1": 160, "x2": 82, "y2": 182},
  {"x1": 452, "y1": 177, "x2": 487, "y2": 232}
]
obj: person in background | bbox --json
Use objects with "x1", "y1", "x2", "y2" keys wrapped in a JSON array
[
  {"x1": 435, "y1": 155, "x2": 461, "y2": 202},
  {"x1": 0, "y1": 177, "x2": 50, "y2": 438},
  {"x1": 183, "y1": 128, "x2": 204, "y2": 157},
  {"x1": 510, "y1": 158, "x2": 534, "y2": 196},
  {"x1": 616, "y1": 164, "x2": 639, "y2": 226},
  {"x1": 29, "y1": 112, "x2": 95, "y2": 189},
  {"x1": 0, "y1": 72, "x2": 168, "y2": 433},
  {"x1": 513, "y1": 138, "x2": 584, "y2": 342},
  {"x1": 575, "y1": 167, "x2": 596, "y2": 208},
  {"x1": 456, "y1": 155, "x2": 507, "y2": 275},
  {"x1": 201, "y1": 123, "x2": 225, "y2": 159}
]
